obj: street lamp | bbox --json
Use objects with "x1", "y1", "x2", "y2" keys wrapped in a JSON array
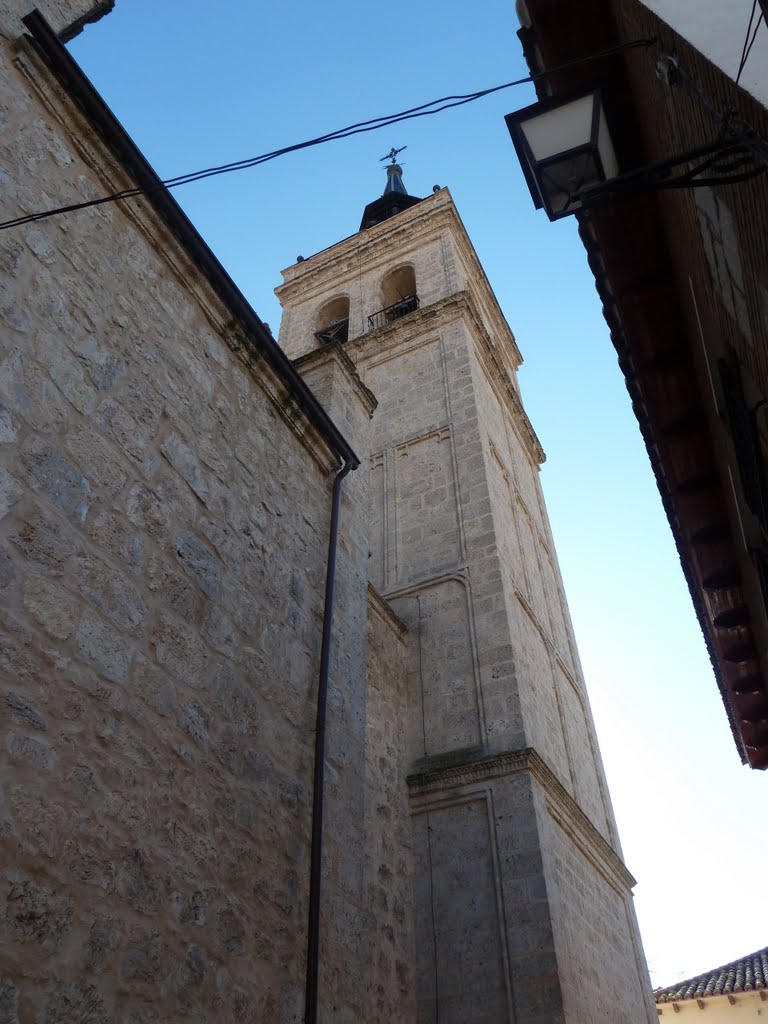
[
  {"x1": 505, "y1": 90, "x2": 618, "y2": 219},
  {"x1": 506, "y1": 83, "x2": 766, "y2": 221}
]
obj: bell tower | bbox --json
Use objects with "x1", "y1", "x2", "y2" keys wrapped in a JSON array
[{"x1": 277, "y1": 164, "x2": 655, "y2": 1023}]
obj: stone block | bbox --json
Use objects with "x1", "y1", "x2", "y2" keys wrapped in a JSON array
[
  {"x1": 70, "y1": 334, "x2": 123, "y2": 391},
  {"x1": 202, "y1": 604, "x2": 238, "y2": 659},
  {"x1": 86, "y1": 914, "x2": 123, "y2": 973},
  {"x1": 5, "y1": 691, "x2": 47, "y2": 730},
  {"x1": 75, "y1": 611, "x2": 133, "y2": 685},
  {"x1": 39, "y1": 337, "x2": 97, "y2": 414},
  {"x1": 22, "y1": 571, "x2": 76, "y2": 639},
  {"x1": 21, "y1": 439, "x2": 90, "y2": 523},
  {"x1": 173, "y1": 531, "x2": 220, "y2": 597},
  {"x1": 125, "y1": 481, "x2": 168, "y2": 534},
  {"x1": 6, "y1": 731, "x2": 55, "y2": 771},
  {"x1": 146, "y1": 555, "x2": 201, "y2": 620},
  {"x1": 152, "y1": 612, "x2": 208, "y2": 684},
  {"x1": 75, "y1": 553, "x2": 145, "y2": 635},
  {"x1": 117, "y1": 851, "x2": 160, "y2": 916},
  {"x1": 0, "y1": 979, "x2": 19, "y2": 1024},
  {"x1": 131, "y1": 655, "x2": 177, "y2": 718},
  {"x1": 95, "y1": 398, "x2": 149, "y2": 466},
  {"x1": 119, "y1": 927, "x2": 162, "y2": 982},
  {"x1": 4, "y1": 879, "x2": 73, "y2": 949},
  {"x1": 161, "y1": 432, "x2": 209, "y2": 504},
  {"x1": 0, "y1": 404, "x2": 17, "y2": 442},
  {"x1": 215, "y1": 903, "x2": 245, "y2": 956},
  {"x1": 87, "y1": 508, "x2": 146, "y2": 576},
  {"x1": 180, "y1": 702, "x2": 208, "y2": 746},
  {"x1": 64, "y1": 424, "x2": 127, "y2": 495},
  {"x1": 0, "y1": 465, "x2": 21, "y2": 520}
]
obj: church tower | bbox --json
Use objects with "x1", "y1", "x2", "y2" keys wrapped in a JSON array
[{"x1": 277, "y1": 162, "x2": 655, "y2": 1023}]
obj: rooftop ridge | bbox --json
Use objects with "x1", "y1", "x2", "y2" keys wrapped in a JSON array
[{"x1": 655, "y1": 946, "x2": 768, "y2": 1003}]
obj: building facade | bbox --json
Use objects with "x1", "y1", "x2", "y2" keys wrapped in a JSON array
[
  {"x1": 1, "y1": 2, "x2": 653, "y2": 1020},
  {"x1": 278, "y1": 168, "x2": 655, "y2": 1022},
  {"x1": 639, "y1": 0, "x2": 768, "y2": 108}
]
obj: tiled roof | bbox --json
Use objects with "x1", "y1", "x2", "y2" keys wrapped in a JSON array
[{"x1": 655, "y1": 947, "x2": 768, "y2": 1003}]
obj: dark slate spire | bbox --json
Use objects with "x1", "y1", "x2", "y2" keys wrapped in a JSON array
[
  {"x1": 360, "y1": 149, "x2": 423, "y2": 230},
  {"x1": 383, "y1": 162, "x2": 408, "y2": 195}
]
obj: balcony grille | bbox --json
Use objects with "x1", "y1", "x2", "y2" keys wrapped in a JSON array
[
  {"x1": 315, "y1": 318, "x2": 349, "y2": 345},
  {"x1": 367, "y1": 294, "x2": 419, "y2": 332}
]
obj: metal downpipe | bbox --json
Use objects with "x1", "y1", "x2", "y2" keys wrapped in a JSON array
[{"x1": 304, "y1": 457, "x2": 354, "y2": 1024}]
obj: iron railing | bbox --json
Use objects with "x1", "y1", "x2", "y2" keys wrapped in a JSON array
[
  {"x1": 367, "y1": 294, "x2": 419, "y2": 331},
  {"x1": 315, "y1": 318, "x2": 349, "y2": 345}
]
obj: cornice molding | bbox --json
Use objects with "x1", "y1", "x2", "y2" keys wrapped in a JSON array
[
  {"x1": 14, "y1": 29, "x2": 354, "y2": 476},
  {"x1": 349, "y1": 293, "x2": 545, "y2": 465},
  {"x1": 276, "y1": 193, "x2": 522, "y2": 375},
  {"x1": 367, "y1": 583, "x2": 408, "y2": 642},
  {"x1": 294, "y1": 340, "x2": 378, "y2": 417},
  {"x1": 407, "y1": 746, "x2": 636, "y2": 891},
  {"x1": 276, "y1": 194, "x2": 448, "y2": 302},
  {"x1": 461, "y1": 294, "x2": 546, "y2": 466}
]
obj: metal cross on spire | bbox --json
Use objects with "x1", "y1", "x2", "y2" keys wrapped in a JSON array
[{"x1": 380, "y1": 146, "x2": 407, "y2": 165}]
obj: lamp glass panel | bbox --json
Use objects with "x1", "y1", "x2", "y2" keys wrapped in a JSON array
[
  {"x1": 540, "y1": 151, "x2": 601, "y2": 215},
  {"x1": 520, "y1": 94, "x2": 595, "y2": 162}
]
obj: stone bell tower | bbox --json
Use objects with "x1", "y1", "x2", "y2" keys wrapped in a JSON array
[{"x1": 277, "y1": 161, "x2": 655, "y2": 1023}]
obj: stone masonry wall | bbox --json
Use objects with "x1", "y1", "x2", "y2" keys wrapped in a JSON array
[
  {"x1": 0, "y1": 24, "x2": 411, "y2": 1024},
  {"x1": 0, "y1": 0, "x2": 110, "y2": 41},
  {"x1": 533, "y1": 775, "x2": 657, "y2": 1023},
  {"x1": 290, "y1": 341, "x2": 394, "y2": 1024},
  {"x1": 277, "y1": 193, "x2": 461, "y2": 361},
  {"x1": 469, "y1": 328, "x2": 616, "y2": 842},
  {"x1": 362, "y1": 588, "x2": 416, "y2": 1023}
]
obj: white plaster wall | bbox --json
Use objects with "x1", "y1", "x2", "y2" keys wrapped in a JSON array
[{"x1": 640, "y1": 0, "x2": 768, "y2": 107}]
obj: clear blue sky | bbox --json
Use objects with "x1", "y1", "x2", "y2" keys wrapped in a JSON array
[{"x1": 70, "y1": 0, "x2": 767, "y2": 988}]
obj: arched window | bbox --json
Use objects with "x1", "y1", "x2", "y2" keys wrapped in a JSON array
[
  {"x1": 381, "y1": 265, "x2": 416, "y2": 308},
  {"x1": 315, "y1": 296, "x2": 350, "y2": 344},
  {"x1": 368, "y1": 265, "x2": 419, "y2": 330}
]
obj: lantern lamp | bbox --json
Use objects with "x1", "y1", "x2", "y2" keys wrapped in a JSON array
[{"x1": 505, "y1": 90, "x2": 619, "y2": 220}]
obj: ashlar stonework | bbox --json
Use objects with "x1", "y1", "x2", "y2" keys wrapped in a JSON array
[
  {"x1": 0, "y1": 6, "x2": 396, "y2": 1021},
  {"x1": 1, "y1": 3, "x2": 654, "y2": 1022},
  {"x1": 278, "y1": 183, "x2": 657, "y2": 1023}
]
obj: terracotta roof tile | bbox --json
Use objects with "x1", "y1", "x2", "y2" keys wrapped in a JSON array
[{"x1": 655, "y1": 947, "x2": 768, "y2": 1003}]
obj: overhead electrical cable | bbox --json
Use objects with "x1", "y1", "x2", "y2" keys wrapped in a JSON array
[
  {"x1": 0, "y1": 37, "x2": 656, "y2": 232},
  {"x1": 735, "y1": 0, "x2": 764, "y2": 86},
  {"x1": 736, "y1": 0, "x2": 759, "y2": 84},
  {"x1": 737, "y1": 10, "x2": 764, "y2": 85}
]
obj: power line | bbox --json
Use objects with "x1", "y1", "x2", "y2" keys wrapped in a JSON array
[
  {"x1": 0, "y1": 37, "x2": 656, "y2": 233},
  {"x1": 736, "y1": 0, "x2": 762, "y2": 86},
  {"x1": 739, "y1": 12, "x2": 764, "y2": 85}
]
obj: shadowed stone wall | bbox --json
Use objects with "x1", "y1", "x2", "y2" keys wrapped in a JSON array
[{"x1": 0, "y1": 11, "x2": 411, "y2": 1022}]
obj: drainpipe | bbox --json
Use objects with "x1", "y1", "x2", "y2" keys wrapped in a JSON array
[{"x1": 305, "y1": 457, "x2": 355, "y2": 1024}]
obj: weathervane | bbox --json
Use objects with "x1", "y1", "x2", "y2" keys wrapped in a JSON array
[{"x1": 380, "y1": 146, "x2": 407, "y2": 165}]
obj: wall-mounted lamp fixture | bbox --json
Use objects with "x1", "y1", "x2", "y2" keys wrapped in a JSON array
[
  {"x1": 505, "y1": 90, "x2": 618, "y2": 219},
  {"x1": 505, "y1": 86, "x2": 765, "y2": 220}
]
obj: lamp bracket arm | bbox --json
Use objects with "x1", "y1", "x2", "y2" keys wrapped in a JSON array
[{"x1": 574, "y1": 137, "x2": 741, "y2": 203}]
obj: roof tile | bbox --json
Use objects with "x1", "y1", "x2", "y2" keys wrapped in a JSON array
[{"x1": 655, "y1": 947, "x2": 768, "y2": 1003}]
